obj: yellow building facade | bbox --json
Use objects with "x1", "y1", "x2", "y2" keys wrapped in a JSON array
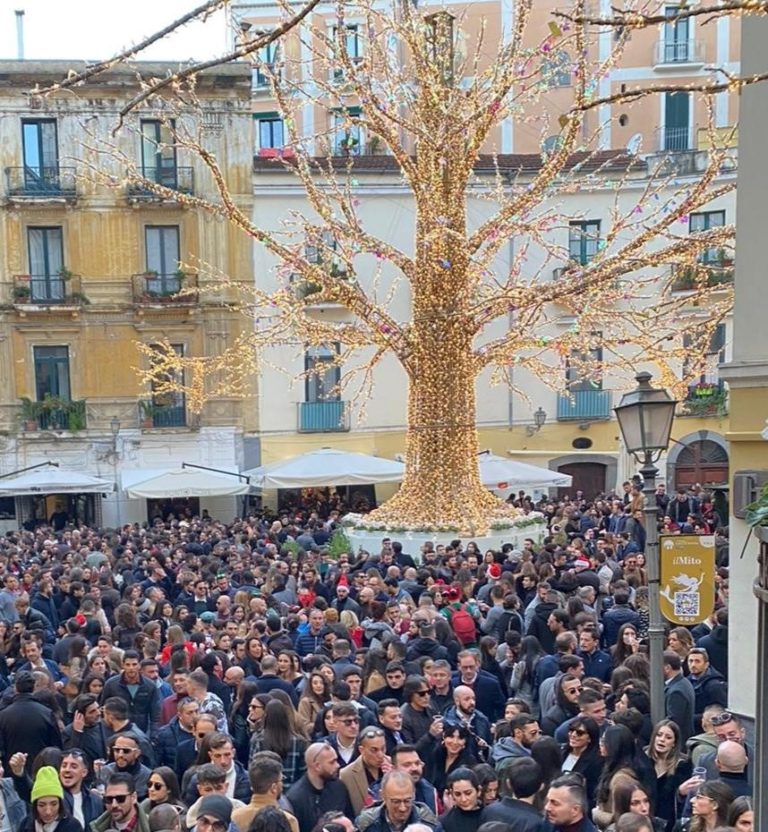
[{"x1": 0, "y1": 60, "x2": 257, "y2": 527}]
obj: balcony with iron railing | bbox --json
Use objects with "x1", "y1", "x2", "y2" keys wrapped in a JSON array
[
  {"x1": 658, "y1": 126, "x2": 693, "y2": 153},
  {"x1": 680, "y1": 380, "x2": 728, "y2": 417},
  {"x1": 557, "y1": 389, "x2": 613, "y2": 421},
  {"x1": 13, "y1": 273, "x2": 89, "y2": 307},
  {"x1": 298, "y1": 400, "x2": 350, "y2": 432},
  {"x1": 132, "y1": 272, "x2": 199, "y2": 306},
  {"x1": 20, "y1": 397, "x2": 87, "y2": 432},
  {"x1": 670, "y1": 254, "x2": 735, "y2": 293},
  {"x1": 654, "y1": 39, "x2": 705, "y2": 67},
  {"x1": 5, "y1": 166, "x2": 77, "y2": 199},
  {"x1": 138, "y1": 400, "x2": 188, "y2": 429},
  {"x1": 126, "y1": 166, "x2": 194, "y2": 199}
]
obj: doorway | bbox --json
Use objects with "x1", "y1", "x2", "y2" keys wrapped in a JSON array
[{"x1": 557, "y1": 462, "x2": 607, "y2": 500}]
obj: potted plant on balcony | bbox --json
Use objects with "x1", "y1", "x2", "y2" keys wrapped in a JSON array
[
  {"x1": 12, "y1": 284, "x2": 31, "y2": 302},
  {"x1": 138, "y1": 399, "x2": 155, "y2": 428},
  {"x1": 19, "y1": 397, "x2": 39, "y2": 432}
]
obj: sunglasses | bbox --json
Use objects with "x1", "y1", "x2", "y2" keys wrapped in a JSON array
[
  {"x1": 568, "y1": 728, "x2": 588, "y2": 736},
  {"x1": 113, "y1": 747, "x2": 137, "y2": 755},
  {"x1": 414, "y1": 690, "x2": 430, "y2": 696},
  {"x1": 148, "y1": 781, "x2": 166, "y2": 791},
  {"x1": 360, "y1": 728, "x2": 385, "y2": 740},
  {"x1": 338, "y1": 718, "x2": 360, "y2": 725},
  {"x1": 710, "y1": 711, "x2": 734, "y2": 727},
  {"x1": 104, "y1": 794, "x2": 130, "y2": 804}
]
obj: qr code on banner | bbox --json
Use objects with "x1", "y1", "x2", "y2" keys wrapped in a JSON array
[{"x1": 674, "y1": 591, "x2": 700, "y2": 619}]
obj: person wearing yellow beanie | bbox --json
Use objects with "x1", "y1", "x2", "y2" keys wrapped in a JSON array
[{"x1": 22, "y1": 766, "x2": 84, "y2": 832}]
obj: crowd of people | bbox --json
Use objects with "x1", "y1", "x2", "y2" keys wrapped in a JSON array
[{"x1": 0, "y1": 479, "x2": 747, "y2": 832}]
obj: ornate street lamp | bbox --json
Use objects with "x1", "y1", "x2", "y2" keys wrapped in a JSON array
[{"x1": 614, "y1": 371, "x2": 677, "y2": 725}]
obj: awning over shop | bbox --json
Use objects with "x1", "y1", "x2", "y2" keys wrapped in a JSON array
[
  {"x1": 243, "y1": 447, "x2": 405, "y2": 489},
  {"x1": 0, "y1": 463, "x2": 114, "y2": 495},
  {"x1": 123, "y1": 468, "x2": 250, "y2": 499},
  {"x1": 477, "y1": 452, "x2": 573, "y2": 490}
]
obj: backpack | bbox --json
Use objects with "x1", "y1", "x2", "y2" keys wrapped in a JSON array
[{"x1": 450, "y1": 604, "x2": 477, "y2": 645}]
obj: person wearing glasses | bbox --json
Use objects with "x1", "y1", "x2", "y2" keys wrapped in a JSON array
[
  {"x1": 193, "y1": 795, "x2": 233, "y2": 832},
  {"x1": 400, "y1": 676, "x2": 436, "y2": 746},
  {"x1": 140, "y1": 767, "x2": 186, "y2": 816},
  {"x1": 175, "y1": 713, "x2": 219, "y2": 779},
  {"x1": 97, "y1": 732, "x2": 151, "y2": 800},
  {"x1": 60, "y1": 749, "x2": 104, "y2": 829},
  {"x1": 325, "y1": 703, "x2": 362, "y2": 766},
  {"x1": 559, "y1": 717, "x2": 601, "y2": 808},
  {"x1": 541, "y1": 676, "x2": 582, "y2": 738},
  {"x1": 91, "y1": 772, "x2": 150, "y2": 832},
  {"x1": 340, "y1": 727, "x2": 389, "y2": 816},
  {"x1": 356, "y1": 770, "x2": 437, "y2": 832}
]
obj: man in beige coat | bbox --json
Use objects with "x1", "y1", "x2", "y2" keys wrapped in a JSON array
[{"x1": 339, "y1": 727, "x2": 390, "y2": 817}]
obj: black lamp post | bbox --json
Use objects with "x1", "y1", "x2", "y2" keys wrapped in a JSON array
[{"x1": 614, "y1": 371, "x2": 677, "y2": 725}]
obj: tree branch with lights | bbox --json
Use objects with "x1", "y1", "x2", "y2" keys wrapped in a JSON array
[{"x1": 57, "y1": 0, "x2": 745, "y2": 534}]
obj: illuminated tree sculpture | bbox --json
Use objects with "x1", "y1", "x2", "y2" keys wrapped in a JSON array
[{"x1": 63, "y1": 0, "x2": 743, "y2": 534}]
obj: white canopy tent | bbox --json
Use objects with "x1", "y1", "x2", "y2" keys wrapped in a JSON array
[
  {"x1": 477, "y1": 453, "x2": 572, "y2": 492},
  {"x1": 124, "y1": 468, "x2": 250, "y2": 499},
  {"x1": 244, "y1": 447, "x2": 405, "y2": 489},
  {"x1": 0, "y1": 463, "x2": 114, "y2": 495}
]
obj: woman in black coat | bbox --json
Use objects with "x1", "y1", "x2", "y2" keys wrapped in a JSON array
[
  {"x1": 439, "y1": 768, "x2": 484, "y2": 832},
  {"x1": 423, "y1": 723, "x2": 478, "y2": 798},
  {"x1": 559, "y1": 716, "x2": 603, "y2": 807}
]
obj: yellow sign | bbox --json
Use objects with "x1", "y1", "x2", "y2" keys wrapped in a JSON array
[{"x1": 659, "y1": 535, "x2": 716, "y2": 626}]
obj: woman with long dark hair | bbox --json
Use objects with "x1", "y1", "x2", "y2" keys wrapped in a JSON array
[
  {"x1": 240, "y1": 637, "x2": 264, "y2": 678},
  {"x1": 559, "y1": 716, "x2": 602, "y2": 807},
  {"x1": 248, "y1": 700, "x2": 308, "y2": 787},
  {"x1": 607, "y1": 780, "x2": 666, "y2": 832},
  {"x1": 423, "y1": 722, "x2": 478, "y2": 798},
  {"x1": 508, "y1": 635, "x2": 545, "y2": 715},
  {"x1": 643, "y1": 720, "x2": 692, "y2": 830},
  {"x1": 297, "y1": 672, "x2": 331, "y2": 737},
  {"x1": 140, "y1": 767, "x2": 186, "y2": 814},
  {"x1": 594, "y1": 725, "x2": 645, "y2": 828}
]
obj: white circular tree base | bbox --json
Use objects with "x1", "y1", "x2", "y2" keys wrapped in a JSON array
[{"x1": 346, "y1": 521, "x2": 547, "y2": 561}]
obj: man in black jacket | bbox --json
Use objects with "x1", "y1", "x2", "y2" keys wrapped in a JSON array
[
  {"x1": 480, "y1": 757, "x2": 548, "y2": 831},
  {"x1": 62, "y1": 694, "x2": 109, "y2": 770},
  {"x1": 101, "y1": 650, "x2": 161, "y2": 740},
  {"x1": 156, "y1": 696, "x2": 198, "y2": 769},
  {"x1": 0, "y1": 671, "x2": 61, "y2": 771},
  {"x1": 285, "y1": 742, "x2": 351, "y2": 832}
]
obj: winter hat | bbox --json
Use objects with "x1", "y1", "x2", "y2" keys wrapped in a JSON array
[
  {"x1": 337, "y1": 574, "x2": 349, "y2": 588},
  {"x1": 198, "y1": 795, "x2": 232, "y2": 826},
  {"x1": 487, "y1": 564, "x2": 502, "y2": 580},
  {"x1": 199, "y1": 611, "x2": 216, "y2": 624},
  {"x1": 31, "y1": 766, "x2": 63, "y2": 802}
]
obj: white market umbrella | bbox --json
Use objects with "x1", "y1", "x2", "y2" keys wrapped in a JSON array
[
  {"x1": 477, "y1": 452, "x2": 573, "y2": 491},
  {"x1": 244, "y1": 447, "x2": 405, "y2": 489},
  {"x1": 0, "y1": 463, "x2": 114, "y2": 495},
  {"x1": 125, "y1": 468, "x2": 250, "y2": 498}
]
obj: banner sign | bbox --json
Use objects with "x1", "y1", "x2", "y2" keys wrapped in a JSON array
[{"x1": 659, "y1": 535, "x2": 716, "y2": 626}]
